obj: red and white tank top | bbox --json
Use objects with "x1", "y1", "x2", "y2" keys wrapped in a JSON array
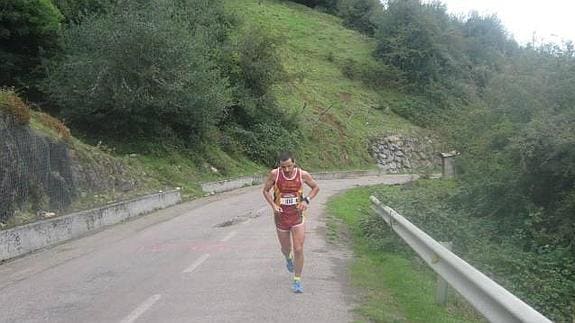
[{"x1": 273, "y1": 167, "x2": 303, "y2": 209}]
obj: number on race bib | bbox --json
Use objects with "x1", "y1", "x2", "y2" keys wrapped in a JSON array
[{"x1": 280, "y1": 197, "x2": 298, "y2": 206}]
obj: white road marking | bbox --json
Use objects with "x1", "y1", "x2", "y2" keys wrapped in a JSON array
[
  {"x1": 220, "y1": 231, "x2": 237, "y2": 242},
  {"x1": 182, "y1": 254, "x2": 210, "y2": 273},
  {"x1": 120, "y1": 294, "x2": 161, "y2": 323}
]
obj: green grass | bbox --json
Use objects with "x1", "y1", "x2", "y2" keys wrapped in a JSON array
[
  {"x1": 127, "y1": 147, "x2": 266, "y2": 199},
  {"x1": 225, "y1": 0, "x2": 418, "y2": 170},
  {"x1": 327, "y1": 187, "x2": 483, "y2": 322}
]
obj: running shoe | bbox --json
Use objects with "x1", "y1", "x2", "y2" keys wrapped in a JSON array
[
  {"x1": 292, "y1": 279, "x2": 304, "y2": 293},
  {"x1": 286, "y1": 257, "x2": 294, "y2": 273}
]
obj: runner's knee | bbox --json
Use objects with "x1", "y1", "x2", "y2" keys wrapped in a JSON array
[{"x1": 293, "y1": 244, "x2": 304, "y2": 254}]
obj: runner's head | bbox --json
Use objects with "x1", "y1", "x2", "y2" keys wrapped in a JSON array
[{"x1": 278, "y1": 152, "x2": 295, "y2": 175}]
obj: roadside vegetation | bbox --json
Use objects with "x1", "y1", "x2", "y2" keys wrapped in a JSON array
[
  {"x1": 327, "y1": 186, "x2": 483, "y2": 322},
  {"x1": 368, "y1": 180, "x2": 574, "y2": 321},
  {"x1": 2, "y1": 0, "x2": 574, "y2": 320}
]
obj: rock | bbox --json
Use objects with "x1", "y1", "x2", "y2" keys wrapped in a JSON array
[{"x1": 37, "y1": 211, "x2": 56, "y2": 218}]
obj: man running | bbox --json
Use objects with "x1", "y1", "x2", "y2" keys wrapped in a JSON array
[{"x1": 262, "y1": 152, "x2": 320, "y2": 293}]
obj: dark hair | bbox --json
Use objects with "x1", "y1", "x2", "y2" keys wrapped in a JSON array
[{"x1": 278, "y1": 151, "x2": 294, "y2": 162}]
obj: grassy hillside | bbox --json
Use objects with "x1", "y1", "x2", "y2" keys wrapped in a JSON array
[
  {"x1": 3, "y1": 0, "x2": 429, "y2": 227},
  {"x1": 225, "y1": 0, "x2": 419, "y2": 169}
]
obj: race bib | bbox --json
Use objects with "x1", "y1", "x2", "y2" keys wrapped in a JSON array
[{"x1": 280, "y1": 194, "x2": 298, "y2": 206}]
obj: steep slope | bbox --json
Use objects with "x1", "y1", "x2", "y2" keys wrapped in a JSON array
[
  {"x1": 225, "y1": 0, "x2": 422, "y2": 169},
  {"x1": 0, "y1": 90, "x2": 168, "y2": 227}
]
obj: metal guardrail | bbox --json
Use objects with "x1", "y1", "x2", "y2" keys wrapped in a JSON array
[{"x1": 370, "y1": 196, "x2": 552, "y2": 323}]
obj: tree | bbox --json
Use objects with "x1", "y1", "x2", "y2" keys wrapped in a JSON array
[
  {"x1": 337, "y1": 0, "x2": 382, "y2": 35},
  {"x1": 0, "y1": 0, "x2": 63, "y2": 92},
  {"x1": 373, "y1": 0, "x2": 459, "y2": 86},
  {"x1": 45, "y1": 0, "x2": 232, "y2": 145}
]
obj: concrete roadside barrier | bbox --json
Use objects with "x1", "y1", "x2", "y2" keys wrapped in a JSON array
[
  {"x1": 0, "y1": 190, "x2": 181, "y2": 262},
  {"x1": 200, "y1": 169, "x2": 384, "y2": 194}
]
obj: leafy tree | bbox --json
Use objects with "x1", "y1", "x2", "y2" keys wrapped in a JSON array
[
  {"x1": 0, "y1": 0, "x2": 63, "y2": 93},
  {"x1": 337, "y1": 0, "x2": 382, "y2": 35},
  {"x1": 373, "y1": 0, "x2": 462, "y2": 87},
  {"x1": 462, "y1": 12, "x2": 512, "y2": 67},
  {"x1": 219, "y1": 28, "x2": 301, "y2": 165},
  {"x1": 45, "y1": 0, "x2": 232, "y2": 145},
  {"x1": 448, "y1": 41, "x2": 575, "y2": 258}
]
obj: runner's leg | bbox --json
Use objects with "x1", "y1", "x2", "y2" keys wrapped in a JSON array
[
  {"x1": 291, "y1": 224, "x2": 305, "y2": 277},
  {"x1": 276, "y1": 229, "x2": 292, "y2": 259}
]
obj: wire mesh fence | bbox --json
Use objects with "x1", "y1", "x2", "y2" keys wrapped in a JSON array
[{"x1": 0, "y1": 114, "x2": 75, "y2": 224}]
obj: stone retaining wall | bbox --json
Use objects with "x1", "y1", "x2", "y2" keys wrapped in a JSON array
[{"x1": 371, "y1": 135, "x2": 440, "y2": 173}]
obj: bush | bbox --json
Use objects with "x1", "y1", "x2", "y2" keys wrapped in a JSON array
[
  {"x1": 38, "y1": 112, "x2": 71, "y2": 141},
  {"x1": 337, "y1": 0, "x2": 382, "y2": 36},
  {"x1": 285, "y1": 0, "x2": 338, "y2": 12},
  {"x1": 52, "y1": 0, "x2": 116, "y2": 22},
  {"x1": 0, "y1": 0, "x2": 63, "y2": 90},
  {"x1": 340, "y1": 58, "x2": 403, "y2": 88},
  {"x1": 45, "y1": 0, "x2": 232, "y2": 145},
  {"x1": 0, "y1": 88, "x2": 31, "y2": 125},
  {"x1": 232, "y1": 27, "x2": 285, "y2": 98},
  {"x1": 373, "y1": 180, "x2": 575, "y2": 321},
  {"x1": 219, "y1": 26, "x2": 302, "y2": 164},
  {"x1": 230, "y1": 122, "x2": 302, "y2": 167}
]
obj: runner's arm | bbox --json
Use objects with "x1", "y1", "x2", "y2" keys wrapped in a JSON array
[
  {"x1": 263, "y1": 170, "x2": 282, "y2": 213},
  {"x1": 302, "y1": 171, "x2": 319, "y2": 202}
]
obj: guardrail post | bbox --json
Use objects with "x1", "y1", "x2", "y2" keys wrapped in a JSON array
[{"x1": 436, "y1": 241, "x2": 452, "y2": 305}]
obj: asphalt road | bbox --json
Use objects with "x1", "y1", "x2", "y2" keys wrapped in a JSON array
[{"x1": 0, "y1": 175, "x2": 415, "y2": 323}]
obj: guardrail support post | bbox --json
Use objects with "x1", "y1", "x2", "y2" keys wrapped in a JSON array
[{"x1": 436, "y1": 241, "x2": 452, "y2": 305}]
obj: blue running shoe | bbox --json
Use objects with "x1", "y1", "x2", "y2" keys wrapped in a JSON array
[
  {"x1": 292, "y1": 279, "x2": 303, "y2": 293},
  {"x1": 286, "y1": 257, "x2": 294, "y2": 273}
]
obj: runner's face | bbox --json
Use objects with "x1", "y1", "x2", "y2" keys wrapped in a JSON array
[{"x1": 279, "y1": 159, "x2": 295, "y2": 175}]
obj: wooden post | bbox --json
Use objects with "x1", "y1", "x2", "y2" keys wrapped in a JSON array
[{"x1": 436, "y1": 241, "x2": 453, "y2": 305}]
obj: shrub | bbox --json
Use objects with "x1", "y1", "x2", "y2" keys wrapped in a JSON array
[
  {"x1": 230, "y1": 122, "x2": 302, "y2": 167},
  {"x1": 226, "y1": 27, "x2": 286, "y2": 100},
  {"x1": 340, "y1": 58, "x2": 403, "y2": 88},
  {"x1": 286, "y1": 0, "x2": 338, "y2": 12},
  {"x1": 0, "y1": 88, "x2": 31, "y2": 125},
  {"x1": 219, "y1": 26, "x2": 301, "y2": 164},
  {"x1": 0, "y1": 0, "x2": 63, "y2": 90},
  {"x1": 38, "y1": 112, "x2": 71, "y2": 141},
  {"x1": 52, "y1": 0, "x2": 116, "y2": 23},
  {"x1": 337, "y1": 0, "x2": 382, "y2": 36},
  {"x1": 45, "y1": 0, "x2": 232, "y2": 145}
]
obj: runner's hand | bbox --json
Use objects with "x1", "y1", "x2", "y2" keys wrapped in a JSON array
[
  {"x1": 273, "y1": 205, "x2": 283, "y2": 214},
  {"x1": 297, "y1": 202, "x2": 308, "y2": 212}
]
